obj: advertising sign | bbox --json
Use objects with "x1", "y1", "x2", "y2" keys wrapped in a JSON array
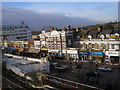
[{"x1": 78, "y1": 51, "x2": 89, "y2": 55}]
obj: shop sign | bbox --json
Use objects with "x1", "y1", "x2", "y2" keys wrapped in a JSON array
[
  {"x1": 67, "y1": 50, "x2": 77, "y2": 54},
  {"x1": 108, "y1": 35, "x2": 116, "y2": 38},
  {"x1": 78, "y1": 51, "x2": 89, "y2": 55},
  {"x1": 106, "y1": 51, "x2": 119, "y2": 56},
  {"x1": 90, "y1": 51, "x2": 103, "y2": 56}
]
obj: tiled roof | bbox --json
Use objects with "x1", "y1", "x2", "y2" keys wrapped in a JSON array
[
  {"x1": 111, "y1": 30, "x2": 120, "y2": 34},
  {"x1": 85, "y1": 30, "x2": 99, "y2": 38},
  {"x1": 97, "y1": 30, "x2": 113, "y2": 36}
]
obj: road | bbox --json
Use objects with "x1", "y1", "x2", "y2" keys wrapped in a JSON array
[{"x1": 49, "y1": 59, "x2": 120, "y2": 89}]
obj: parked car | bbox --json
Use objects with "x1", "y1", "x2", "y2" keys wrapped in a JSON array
[
  {"x1": 53, "y1": 63, "x2": 68, "y2": 70},
  {"x1": 98, "y1": 66, "x2": 112, "y2": 72},
  {"x1": 86, "y1": 71, "x2": 101, "y2": 77}
]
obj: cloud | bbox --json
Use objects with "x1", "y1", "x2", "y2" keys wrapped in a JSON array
[{"x1": 2, "y1": 7, "x2": 101, "y2": 31}]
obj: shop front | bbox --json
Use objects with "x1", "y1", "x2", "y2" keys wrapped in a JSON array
[
  {"x1": 105, "y1": 51, "x2": 119, "y2": 64},
  {"x1": 67, "y1": 49, "x2": 78, "y2": 61},
  {"x1": 78, "y1": 51, "x2": 89, "y2": 61},
  {"x1": 90, "y1": 51, "x2": 105, "y2": 63},
  {"x1": 48, "y1": 50, "x2": 59, "y2": 59}
]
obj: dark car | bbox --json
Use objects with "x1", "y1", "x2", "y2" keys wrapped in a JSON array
[
  {"x1": 86, "y1": 71, "x2": 101, "y2": 77},
  {"x1": 53, "y1": 63, "x2": 68, "y2": 70}
]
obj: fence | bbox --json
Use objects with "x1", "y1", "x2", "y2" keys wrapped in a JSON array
[{"x1": 43, "y1": 74, "x2": 103, "y2": 90}]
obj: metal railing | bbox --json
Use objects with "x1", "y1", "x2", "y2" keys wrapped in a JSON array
[{"x1": 44, "y1": 74, "x2": 103, "y2": 90}]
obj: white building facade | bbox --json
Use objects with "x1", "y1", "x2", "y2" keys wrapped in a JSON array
[{"x1": 75, "y1": 34, "x2": 120, "y2": 64}]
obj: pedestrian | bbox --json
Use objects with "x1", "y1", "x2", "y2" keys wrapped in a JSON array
[
  {"x1": 75, "y1": 60, "x2": 78, "y2": 66},
  {"x1": 70, "y1": 60, "x2": 72, "y2": 69},
  {"x1": 96, "y1": 61, "x2": 98, "y2": 67}
]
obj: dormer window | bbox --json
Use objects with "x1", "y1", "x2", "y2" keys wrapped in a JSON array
[
  {"x1": 88, "y1": 35, "x2": 92, "y2": 41},
  {"x1": 115, "y1": 33, "x2": 119, "y2": 37},
  {"x1": 100, "y1": 34, "x2": 105, "y2": 41}
]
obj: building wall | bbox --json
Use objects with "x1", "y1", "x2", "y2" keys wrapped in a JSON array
[
  {"x1": 40, "y1": 30, "x2": 67, "y2": 53},
  {"x1": 2, "y1": 25, "x2": 32, "y2": 40},
  {"x1": 76, "y1": 39, "x2": 120, "y2": 50}
]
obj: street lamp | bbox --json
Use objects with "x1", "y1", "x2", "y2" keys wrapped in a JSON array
[{"x1": 59, "y1": 32, "x2": 62, "y2": 54}]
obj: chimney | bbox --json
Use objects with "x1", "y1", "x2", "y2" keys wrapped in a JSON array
[
  {"x1": 76, "y1": 26, "x2": 79, "y2": 31},
  {"x1": 67, "y1": 25, "x2": 71, "y2": 30},
  {"x1": 54, "y1": 27, "x2": 57, "y2": 30},
  {"x1": 98, "y1": 25, "x2": 103, "y2": 32}
]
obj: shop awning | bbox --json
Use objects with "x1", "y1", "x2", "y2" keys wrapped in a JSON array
[{"x1": 90, "y1": 51, "x2": 104, "y2": 58}]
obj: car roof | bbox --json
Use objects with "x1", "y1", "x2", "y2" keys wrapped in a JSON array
[{"x1": 99, "y1": 65, "x2": 107, "y2": 67}]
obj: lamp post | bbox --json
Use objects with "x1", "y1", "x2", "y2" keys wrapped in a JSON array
[
  {"x1": 76, "y1": 29, "x2": 82, "y2": 82},
  {"x1": 57, "y1": 32, "x2": 63, "y2": 58},
  {"x1": 60, "y1": 33, "x2": 62, "y2": 54}
]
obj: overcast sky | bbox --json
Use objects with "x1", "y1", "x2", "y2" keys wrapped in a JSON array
[{"x1": 2, "y1": 2, "x2": 118, "y2": 31}]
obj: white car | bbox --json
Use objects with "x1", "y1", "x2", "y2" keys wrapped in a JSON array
[
  {"x1": 53, "y1": 63, "x2": 68, "y2": 70},
  {"x1": 98, "y1": 66, "x2": 112, "y2": 72}
]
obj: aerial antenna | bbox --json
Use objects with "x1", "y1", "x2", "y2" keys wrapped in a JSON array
[{"x1": 21, "y1": 21, "x2": 25, "y2": 25}]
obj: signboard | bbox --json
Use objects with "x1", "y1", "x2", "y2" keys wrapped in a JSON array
[
  {"x1": 78, "y1": 51, "x2": 89, "y2": 56},
  {"x1": 67, "y1": 50, "x2": 77, "y2": 54},
  {"x1": 90, "y1": 51, "x2": 103, "y2": 56},
  {"x1": 105, "y1": 51, "x2": 119, "y2": 56}
]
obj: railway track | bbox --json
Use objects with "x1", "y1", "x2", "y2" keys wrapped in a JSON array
[{"x1": 2, "y1": 75, "x2": 25, "y2": 90}]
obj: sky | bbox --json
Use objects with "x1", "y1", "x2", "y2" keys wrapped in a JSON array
[{"x1": 2, "y1": 2, "x2": 118, "y2": 31}]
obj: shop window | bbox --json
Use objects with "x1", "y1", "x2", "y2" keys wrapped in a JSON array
[{"x1": 110, "y1": 56, "x2": 119, "y2": 63}]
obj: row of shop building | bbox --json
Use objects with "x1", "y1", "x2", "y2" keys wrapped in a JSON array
[{"x1": 66, "y1": 48, "x2": 119, "y2": 65}]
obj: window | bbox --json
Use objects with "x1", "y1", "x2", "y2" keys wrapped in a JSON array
[
  {"x1": 92, "y1": 44, "x2": 94, "y2": 48},
  {"x1": 98, "y1": 44, "x2": 100, "y2": 49},
  {"x1": 111, "y1": 45, "x2": 114, "y2": 49},
  {"x1": 101, "y1": 43, "x2": 104, "y2": 49},
  {"x1": 104, "y1": 44, "x2": 107, "y2": 49},
  {"x1": 85, "y1": 44, "x2": 88, "y2": 49}
]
